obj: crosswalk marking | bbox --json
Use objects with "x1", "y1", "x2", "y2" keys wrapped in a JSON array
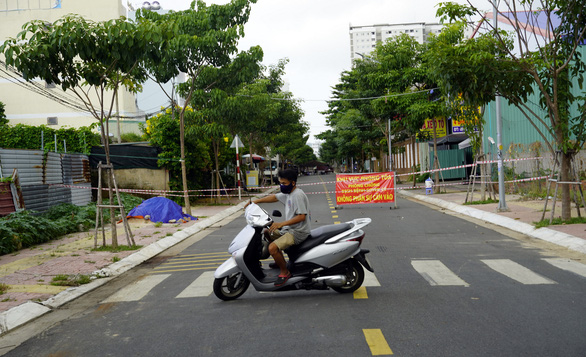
[
  {"x1": 364, "y1": 269, "x2": 381, "y2": 287},
  {"x1": 176, "y1": 271, "x2": 215, "y2": 298},
  {"x1": 411, "y1": 260, "x2": 469, "y2": 286},
  {"x1": 102, "y1": 274, "x2": 171, "y2": 303},
  {"x1": 481, "y1": 259, "x2": 556, "y2": 285},
  {"x1": 151, "y1": 253, "x2": 230, "y2": 274},
  {"x1": 99, "y1": 256, "x2": 583, "y2": 304},
  {"x1": 543, "y1": 258, "x2": 586, "y2": 279}
]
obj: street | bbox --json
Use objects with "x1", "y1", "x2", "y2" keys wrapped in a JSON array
[{"x1": 1, "y1": 174, "x2": 585, "y2": 356}]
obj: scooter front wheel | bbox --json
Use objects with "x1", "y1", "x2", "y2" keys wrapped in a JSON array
[
  {"x1": 332, "y1": 259, "x2": 364, "y2": 293},
  {"x1": 213, "y1": 273, "x2": 250, "y2": 301}
]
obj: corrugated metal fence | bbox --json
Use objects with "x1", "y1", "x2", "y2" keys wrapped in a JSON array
[{"x1": 0, "y1": 149, "x2": 91, "y2": 213}]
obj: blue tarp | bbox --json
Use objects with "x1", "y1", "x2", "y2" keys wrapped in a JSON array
[{"x1": 127, "y1": 197, "x2": 196, "y2": 223}]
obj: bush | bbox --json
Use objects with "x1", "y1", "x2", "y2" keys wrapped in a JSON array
[
  {"x1": 120, "y1": 132, "x2": 144, "y2": 143},
  {"x1": 0, "y1": 194, "x2": 143, "y2": 255}
]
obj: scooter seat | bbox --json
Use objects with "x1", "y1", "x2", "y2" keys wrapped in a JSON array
[{"x1": 286, "y1": 223, "x2": 352, "y2": 257}]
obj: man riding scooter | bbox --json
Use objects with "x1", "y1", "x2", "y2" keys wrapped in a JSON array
[{"x1": 245, "y1": 169, "x2": 311, "y2": 286}]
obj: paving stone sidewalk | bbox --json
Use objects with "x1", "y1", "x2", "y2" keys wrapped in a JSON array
[{"x1": 0, "y1": 203, "x2": 240, "y2": 314}]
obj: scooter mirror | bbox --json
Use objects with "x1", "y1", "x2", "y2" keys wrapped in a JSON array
[{"x1": 272, "y1": 210, "x2": 282, "y2": 217}]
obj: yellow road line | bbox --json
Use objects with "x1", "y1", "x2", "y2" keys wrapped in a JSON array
[
  {"x1": 353, "y1": 286, "x2": 368, "y2": 299},
  {"x1": 363, "y1": 329, "x2": 393, "y2": 355},
  {"x1": 331, "y1": 210, "x2": 337, "y2": 213},
  {"x1": 164, "y1": 257, "x2": 228, "y2": 264},
  {"x1": 154, "y1": 261, "x2": 224, "y2": 270},
  {"x1": 332, "y1": 215, "x2": 338, "y2": 219},
  {"x1": 171, "y1": 253, "x2": 230, "y2": 258},
  {"x1": 334, "y1": 221, "x2": 341, "y2": 224},
  {"x1": 150, "y1": 266, "x2": 220, "y2": 274}
]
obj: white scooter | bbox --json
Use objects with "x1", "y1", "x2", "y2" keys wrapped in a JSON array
[{"x1": 213, "y1": 203, "x2": 373, "y2": 300}]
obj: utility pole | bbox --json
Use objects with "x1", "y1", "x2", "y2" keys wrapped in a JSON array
[
  {"x1": 493, "y1": 3, "x2": 508, "y2": 211},
  {"x1": 388, "y1": 118, "x2": 392, "y2": 172}
]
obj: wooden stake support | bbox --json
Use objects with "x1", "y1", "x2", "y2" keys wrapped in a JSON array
[
  {"x1": 465, "y1": 154, "x2": 496, "y2": 203},
  {"x1": 541, "y1": 151, "x2": 586, "y2": 223},
  {"x1": 94, "y1": 162, "x2": 135, "y2": 248}
]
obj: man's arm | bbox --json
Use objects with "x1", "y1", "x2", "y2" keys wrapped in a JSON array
[
  {"x1": 269, "y1": 214, "x2": 306, "y2": 233},
  {"x1": 245, "y1": 194, "x2": 278, "y2": 208}
]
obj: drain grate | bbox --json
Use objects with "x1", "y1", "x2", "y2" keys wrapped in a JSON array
[{"x1": 376, "y1": 246, "x2": 387, "y2": 253}]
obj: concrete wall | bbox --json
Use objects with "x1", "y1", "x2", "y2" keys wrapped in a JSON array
[{"x1": 114, "y1": 168, "x2": 170, "y2": 192}]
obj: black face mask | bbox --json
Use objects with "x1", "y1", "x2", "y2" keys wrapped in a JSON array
[{"x1": 280, "y1": 182, "x2": 294, "y2": 194}]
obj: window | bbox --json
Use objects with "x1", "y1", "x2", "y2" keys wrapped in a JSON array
[{"x1": 47, "y1": 117, "x2": 58, "y2": 125}]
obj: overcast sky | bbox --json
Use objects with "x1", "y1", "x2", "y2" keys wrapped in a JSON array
[{"x1": 140, "y1": 0, "x2": 487, "y2": 147}]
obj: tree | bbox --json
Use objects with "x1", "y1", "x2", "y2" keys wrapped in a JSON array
[
  {"x1": 1, "y1": 15, "x2": 157, "y2": 247},
  {"x1": 138, "y1": 0, "x2": 258, "y2": 213},
  {"x1": 432, "y1": 1, "x2": 586, "y2": 219},
  {"x1": 321, "y1": 34, "x2": 439, "y2": 179}
]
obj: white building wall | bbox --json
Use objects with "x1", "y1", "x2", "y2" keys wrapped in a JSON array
[{"x1": 0, "y1": 0, "x2": 142, "y2": 136}]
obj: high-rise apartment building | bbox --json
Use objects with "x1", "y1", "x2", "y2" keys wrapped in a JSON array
[{"x1": 349, "y1": 22, "x2": 445, "y2": 63}]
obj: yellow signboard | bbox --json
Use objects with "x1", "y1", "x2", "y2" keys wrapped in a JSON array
[{"x1": 420, "y1": 118, "x2": 447, "y2": 137}]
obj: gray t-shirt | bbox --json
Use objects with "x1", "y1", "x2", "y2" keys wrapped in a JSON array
[{"x1": 275, "y1": 188, "x2": 311, "y2": 244}]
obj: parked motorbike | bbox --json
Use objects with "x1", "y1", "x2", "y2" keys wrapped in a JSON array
[{"x1": 213, "y1": 203, "x2": 373, "y2": 300}]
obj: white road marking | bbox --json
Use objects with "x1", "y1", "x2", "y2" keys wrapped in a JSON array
[
  {"x1": 363, "y1": 269, "x2": 381, "y2": 287},
  {"x1": 411, "y1": 260, "x2": 469, "y2": 286},
  {"x1": 101, "y1": 274, "x2": 171, "y2": 303},
  {"x1": 176, "y1": 271, "x2": 215, "y2": 298},
  {"x1": 543, "y1": 258, "x2": 586, "y2": 279},
  {"x1": 481, "y1": 259, "x2": 556, "y2": 285}
]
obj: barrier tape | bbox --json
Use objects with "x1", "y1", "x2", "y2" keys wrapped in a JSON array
[{"x1": 48, "y1": 157, "x2": 548, "y2": 197}]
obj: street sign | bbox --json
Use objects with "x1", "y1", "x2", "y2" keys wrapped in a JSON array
[{"x1": 230, "y1": 135, "x2": 244, "y2": 148}]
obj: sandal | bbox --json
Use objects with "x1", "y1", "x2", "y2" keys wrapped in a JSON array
[{"x1": 274, "y1": 272, "x2": 292, "y2": 286}]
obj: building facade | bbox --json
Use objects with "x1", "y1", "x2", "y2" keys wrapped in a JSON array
[
  {"x1": 0, "y1": 0, "x2": 143, "y2": 137},
  {"x1": 349, "y1": 22, "x2": 445, "y2": 63}
]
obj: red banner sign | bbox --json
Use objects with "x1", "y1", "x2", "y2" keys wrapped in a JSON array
[{"x1": 335, "y1": 172, "x2": 395, "y2": 205}]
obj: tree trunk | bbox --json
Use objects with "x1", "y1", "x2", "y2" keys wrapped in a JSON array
[
  {"x1": 560, "y1": 150, "x2": 572, "y2": 220},
  {"x1": 214, "y1": 139, "x2": 221, "y2": 204},
  {"x1": 180, "y1": 111, "x2": 191, "y2": 215},
  {"x1": 101, "y1": 119, "x2": 117, "y2": 248},
  {"x1": 411, "y1": 136, "x2": 416, "y2": 187}
]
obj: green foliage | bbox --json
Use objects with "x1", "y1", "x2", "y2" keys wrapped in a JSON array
[
  {"x1": 320, "y1": 34, "x2": 438, "y2": 168},
  {"x1": 142, "y1": 108, "x2": 211, "y2": 197},
  {"x1": 0, "y1": 124, "x2": 100, "y2": 153},
  {"x1": 0, "y1": 194, "x2": 142, "y2": 256},
  {"x1": 534, "y1": 216, "x2": 586, "y2": 228},
  {"x1": 463, "y1": 198, "x2": 499, "y2": 206},
  {"x1": 120, "y1": 132, "x2": 145, "y2": 143},
  {"x1": 431, "y1": 1, "x2": 586, "y2": 219},
  {"x1": 0, "y1": 102, "x2": 7, "y2": 126},
  {"x1": 51, "y1": 274, "x2": 91, "y2": 286},
  {"x1": 91, "y1": 245, "x2": 142, "y2": 253}
]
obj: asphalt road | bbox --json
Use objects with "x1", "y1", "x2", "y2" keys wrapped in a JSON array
[{"x1": 1, "y1": 175, "x2": 585, "y2": 356}]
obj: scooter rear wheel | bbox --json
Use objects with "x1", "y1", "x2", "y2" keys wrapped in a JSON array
[
  {"x1": 332, "y1": 259, "x2": 364, "y2": 293},
  {"x1": 213, "y1": 273, "x2": 250, "y2": 301}
]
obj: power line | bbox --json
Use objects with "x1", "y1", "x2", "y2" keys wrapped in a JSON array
[
  {"x1": 235, "y1": 88, "x2": 438, "y2": 103},
  {"x1": 0, "y1": 61, "x2": 168, "y2": 120}
]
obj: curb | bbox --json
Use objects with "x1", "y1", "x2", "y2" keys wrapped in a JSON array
[
  {"x1": 0, "y1": 200, "x2": 252, "y2": 335},
  {"x1": 399, "y1": 190, "x2": 586, "y2": 255}
]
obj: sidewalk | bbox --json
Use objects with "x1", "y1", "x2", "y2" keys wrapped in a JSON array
[
  {"x1": 397, "y1": 184, "x2": 586, "y2": 253},
  {"x1": 0, "y1": 185, "x2": 585, "y2": 335},
  {"x1": 0, "y1": 199, "x2": 252, "y2": 334}
]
